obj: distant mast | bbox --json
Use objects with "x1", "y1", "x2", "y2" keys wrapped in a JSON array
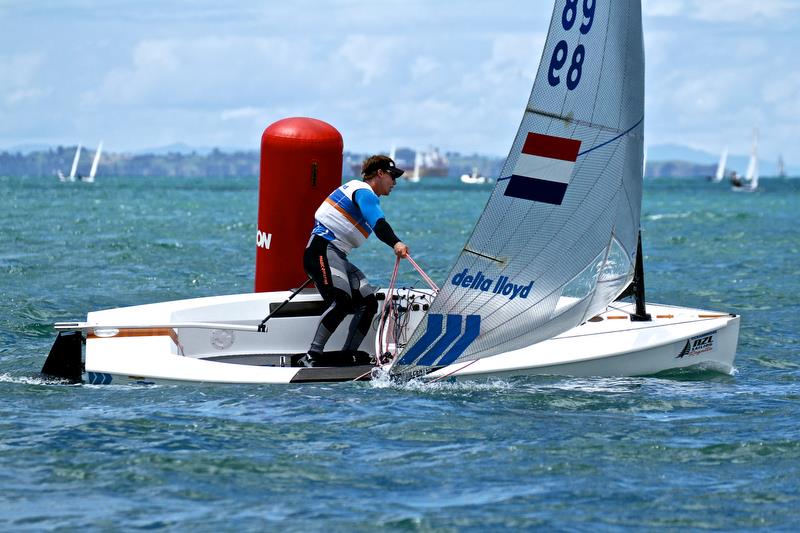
[{"x1": 777, "y1": 155, "x2": 786, "y2": 178}]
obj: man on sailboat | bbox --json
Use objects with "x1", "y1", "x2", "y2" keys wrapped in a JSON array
[{"x1": 300, "y1": 155, "x2": 409, "y2": 367}]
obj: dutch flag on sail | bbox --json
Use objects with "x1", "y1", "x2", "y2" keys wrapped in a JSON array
[{"x1": 503, "y1": 132, "x2": 581, "y2": 205}]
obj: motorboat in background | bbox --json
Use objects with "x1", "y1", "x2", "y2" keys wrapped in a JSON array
[{"x1": 459, "y1": 167, "x2": 488, "y2": 184}]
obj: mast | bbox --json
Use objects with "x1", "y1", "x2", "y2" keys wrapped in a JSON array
[
  {"x1": 630, "y1": 231, "x2": 651, "y2": 321},
  {"x1": 615, "y1": 231, "x2": 650, "y2": 321}
]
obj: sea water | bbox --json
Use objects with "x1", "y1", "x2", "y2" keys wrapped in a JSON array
[{"x1": 1, "y1": 174, "x2": 799, "y2": 530}]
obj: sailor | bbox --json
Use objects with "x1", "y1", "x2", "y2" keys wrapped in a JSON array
[
  {"x1": 300, "y1": 155, "x2": 409, "y2": 367},
  {"x1": 730, "y1": 171, "x2": 742, "y2": 187}
]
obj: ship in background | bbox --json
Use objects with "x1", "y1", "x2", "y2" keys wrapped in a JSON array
[{"x1": 347, "y1": 146, "x2": 449, "y2": 178}]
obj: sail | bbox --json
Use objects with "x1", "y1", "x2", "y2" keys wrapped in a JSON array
[
  {"x1": 391, "y1": 0, "x2": 645, "y2": 379},
  {"x1": 642, "y1": 145, "x2": 647, "y2": 178},
  {"x1": 408, "y1": 150, "x2": 421, "y2": 182},
  {"x1": 713, "y1": 147, "x2": 728, "y2": 183},
  {"x1": 85, "y1": 141, "x2": 103, "y2": 183},
  {"x1": 69, "y1": 143, "x2": 82, "y2": 181},
  {"x1": 745, "y1": 129, "x2": 758, "y2": 189}
]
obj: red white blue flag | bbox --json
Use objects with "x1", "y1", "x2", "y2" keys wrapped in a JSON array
[{"x1": 503, "y1": 132, "x2": 581, "y2": 205}]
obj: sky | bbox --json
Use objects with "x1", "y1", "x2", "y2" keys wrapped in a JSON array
[{"x1": 1, "y1": 0, "x2": 799, "y2": 164}]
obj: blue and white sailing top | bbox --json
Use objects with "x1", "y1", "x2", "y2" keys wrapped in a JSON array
[{"x1": 312, "y1": 180, "x2": 385, "y2": 254}]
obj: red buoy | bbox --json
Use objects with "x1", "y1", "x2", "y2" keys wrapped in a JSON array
[{"x1": 255, "y1": 117, "x2": 343, "y2": 292}]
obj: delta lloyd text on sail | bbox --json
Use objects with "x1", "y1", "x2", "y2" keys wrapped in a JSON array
[{"x1": 451, "y1": 268, "x2": 534, "y2": 300}]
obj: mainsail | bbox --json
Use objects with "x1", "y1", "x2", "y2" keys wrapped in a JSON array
[
  {"x1": 391, "y1": 0, "x2": 645, "y2": 379},
  {"x1": 83, "y1": 141, "x2": 103, "y2": 183},
  {"x1": 744, "y1": 129, "x2": 759, "y2": 189},
  {"x1": 713, "y1": 147, "x2": 728, "y2": 183},
  {"x1": 69, "y1": 143, "x2": 82, "y2": 182}
]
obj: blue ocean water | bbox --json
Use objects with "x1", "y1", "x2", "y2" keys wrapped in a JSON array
[{"x1": 1, "y1": 174, "x2": 799, "y2": 530}]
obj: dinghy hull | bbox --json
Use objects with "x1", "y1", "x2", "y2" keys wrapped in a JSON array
[{"x1": 43, "y1": 291, "x2": 739, "y2": 385}]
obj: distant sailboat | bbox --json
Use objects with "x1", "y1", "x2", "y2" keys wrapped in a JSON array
[
  {"x1": 711, "y1": 146, "x2": 728, "y2": 183},
  {"x1": 460, "y1": 167, "x2": 488, "y2": 185},
  {"x1": 777, "y1": 155, "x2": 786, "y2": 178},
  {"x1": 80, "y1": 141, "x2": 103, "y2": 183},
  {"x1": 642, "y1": 145, "x2": 647, "y2": 178},
  {"x1": 732, "y1": 130, "x2": 758, "y2": 192},
  {"x1": 58, "y1": 143, "x2": 82, "y2": 182},
  {"x1": 404, "y1": 151, "x2": 421, "y2": 183}
]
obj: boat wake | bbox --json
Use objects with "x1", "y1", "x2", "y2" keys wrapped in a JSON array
[
  {"x1": 0, "y1": 372, "x2": 77, "y2": 386},
  {"x1": 369, "y1": 367, "x2": 515, "y2": 392}
]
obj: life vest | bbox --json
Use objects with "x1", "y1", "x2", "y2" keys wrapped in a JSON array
[{"x1": 312, "y1": 180, "x2": 376, "y2": 254}]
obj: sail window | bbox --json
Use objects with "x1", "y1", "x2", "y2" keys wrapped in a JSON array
[{"x1": 555, "y1": 249, "x2": 604, "y2": 314}]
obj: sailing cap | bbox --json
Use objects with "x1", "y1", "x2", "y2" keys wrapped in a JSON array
[{"x1": 362, "y1": 155, "x2": 404, "y2": 179}]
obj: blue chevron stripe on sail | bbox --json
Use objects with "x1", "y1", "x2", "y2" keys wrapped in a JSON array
[
  {"x1": 435, "y1": 315, "x2": 482, "y2": 366},
  {"x1": 396, "y1": 313, "x2": 444, "y2": 365},
  {"x1": 417, "y1": 314, "x2": 464, "y2": 366}
]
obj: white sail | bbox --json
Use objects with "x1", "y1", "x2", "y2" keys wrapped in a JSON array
[
  {"x1": 744, "y1": 130, "x2": 758, "y2": 189},
  {"x1": 406, "y1": 151, "x2": 421, "y2": 183},
  {"x1": 713, "y1": 146, "x2": 728, "y2": 183},
  {"x1": 391, "y1": 0, "x2": 645, "y2": 378},
  {"x1": 642, "y1": 144, "x2": 647, "y2": 178},
  {"x1": 68, "y1": 143, "x2": 82, "y2": 182},
  {"x1": 83, "y1": 141, "x2": 103, "y2": 183}
]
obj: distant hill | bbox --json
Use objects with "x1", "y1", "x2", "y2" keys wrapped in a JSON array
[
  {"x1": 648, "y1": 143, "x2": 795, "y2": 176},
  {"x1": 1, "y1": 143, "x2": 795, "y2": 178}
]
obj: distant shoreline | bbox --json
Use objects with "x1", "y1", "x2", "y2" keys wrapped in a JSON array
[{"x1": 1, "y1": 146, "x2": 778, "y2": 179}]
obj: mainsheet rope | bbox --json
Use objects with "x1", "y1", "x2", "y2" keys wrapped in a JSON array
[{"x1": 375, "y1": 254, "x2": 439, "y2": 367}]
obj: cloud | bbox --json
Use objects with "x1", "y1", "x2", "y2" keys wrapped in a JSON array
[
  {"x1": 409, "y1": 56, "x2": 439, "y2": 81},
  {"x1": 220, "y1": 107, "x2": 266, "y2": 121},
  {"x1": 334, "y1": 35, "x2": 403, "y2": 86},
  {"x1": 84, "y1": 36, "x2": 319, "y2": 108},
  {"x1": 692, "y1": 0, "x2": 800, "y2": 22},
  {"x1": 0, "y1": 52, "x2": 46, "y2": 106},
  {"x1": 644, "y1": 0, "x2": 800, "y2": 21},
  {"x1": 5, "y1": 88, "x2": 47, "y2": 106},
  {"x1": 643, "y1": 0, "x2": 685, "y2": 18}
]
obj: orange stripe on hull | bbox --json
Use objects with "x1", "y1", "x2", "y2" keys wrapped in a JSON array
[{"x1": 88, "y1": 328, "x2": 181, "y2": 350}]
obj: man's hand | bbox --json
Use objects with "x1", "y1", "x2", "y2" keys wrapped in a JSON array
[{"x1": 393, "y1": 241, "x2": 409, "y2": 258}]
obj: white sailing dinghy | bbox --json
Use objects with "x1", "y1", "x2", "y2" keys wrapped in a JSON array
[
  {"x1": 42, "y1": 0, "x2": 739, "y2": 385},
  {"x1": 80, "y1": 141, "x2": 103, "y2": 183},
  {"x1": 405, "y1": 151, "x2": 422, "y2": 183},
  {"x1": 732, "y1": 130, "x2": 758, "y2": 192},
  {"x1": 712, "y1": 146, "x2": 728, "y2": 183},
  {"x1": 58, "y1": 143, "x2": 82, "y2": 182}
]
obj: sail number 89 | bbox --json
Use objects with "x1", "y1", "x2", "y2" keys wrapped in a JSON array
[{"x1": 548, "y1": 0, "x2": 595, "y2": 90}]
